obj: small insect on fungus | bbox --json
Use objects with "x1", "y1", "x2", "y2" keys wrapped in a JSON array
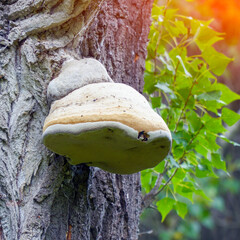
[{"x1": 138, "y1": 131, "x2": 150, "y2": 141}]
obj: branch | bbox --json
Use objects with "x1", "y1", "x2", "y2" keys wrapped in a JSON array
[
  {"x1": 142, "y1": 162, "x2": 168, "y2": 209},
  {"x1": 138, "y1": 230, "x2": 153, "y2": 236},
  {"x1": 156, "y1": 167, "x2": 178, "y2": 195}
]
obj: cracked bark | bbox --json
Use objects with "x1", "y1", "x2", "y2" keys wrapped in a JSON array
[{"x1": 0, "y1": 0, "x2": 153, "y2": 239}]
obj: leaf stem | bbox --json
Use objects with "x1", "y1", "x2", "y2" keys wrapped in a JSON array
[
  {"x1": 156, "y1": 167, "x2": 178, "y2": 195},
  {"x1": 174, "y1": 79, "x2": 197, "y2": 132}
]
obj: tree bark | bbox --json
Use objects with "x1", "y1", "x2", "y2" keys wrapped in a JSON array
[{"x1": 0, "y1": 0, "x2": 153, "y2": 239}]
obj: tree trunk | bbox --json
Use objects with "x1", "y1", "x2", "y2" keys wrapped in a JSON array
[{"x1": 0, "y1": 0, "x2": 153, "y2": 239}]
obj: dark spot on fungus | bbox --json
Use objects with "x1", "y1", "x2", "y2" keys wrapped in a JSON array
[
  {"x1": 108, "y1": 128, "x2": 114, "y2": 132},
  {"x1": 160, "y1": 146, "x2": 165, "y2": 149},
  {"x1": 138, "y1": 131, "x2": 150, "y2": 141}
]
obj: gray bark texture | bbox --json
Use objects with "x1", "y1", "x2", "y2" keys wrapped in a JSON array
[{"x1": 0, "y1": 0, "x2": 153, "y2": 239}]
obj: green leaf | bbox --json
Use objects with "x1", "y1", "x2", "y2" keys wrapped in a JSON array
[
  {"x1": 194, "y1": 189, "x2": 211, "y2": 201},
  {"x1": 175, "y1": 20, "x2": 188, "y2": 35},
  {"x1": 172, "y1": 144, "x2": 185, "y2": 159},
  {"x1": 175, "y1": 201, "x2": 188, "y2": 219},
  {"x1": 211, "y1": 153, "x2": 226, "y2": 171},
  {"x1": 165, "y1": 9, "x2": 178, "y2": 21},
  {"x1": 172, "y1": 131, "x2": 192, "y2": 147},
  {"x1": 165, "y1": 21, "x2": 182, "y2": 38},
  {"x1": 172, "y1": 179, "x2": 194, "y2": 202},
  {"x1": 143, "y1": 71, "x2": 157, "y2": 94},
  {"x1": 155, "y1": 82, "x2": 173, "y2": 94},
  {"x1": 145, "y1": 60, "x2": 154, "y2": 72},
  {"x1": 196, "y1": 163, "x2": 217, "y2": 178},
  {"x1": 175, "y1": 74, "x2": 193, "y2": 90},
  {"x1": 169, "y1": 155, "x2": 180, "y2": 168},
  {"x1": 151, "y1": 96, "x2": 162, "y2": 108},
  {"x1": 186, "y1": 110, "x2": 202, "y2": 132},
  {"x1": 180, "y1": 181, "x2": 195, "y2": 193},
  {"x1": 195, "y1": 25, "x2": 224, "y2": 51},
  {"x1": 174, "y1": 168, "x2": 187, "y2": 180},
  {"x1": 157, "y1": 197, "x2": 175, "y2": 222},
  {"x1": 202, "y1": 46, "x2": 233, "y2": 76},
  {"x1": 176, "y1": 55, "x2": 192, "y2": 77},
  {"x1": 215, "y1": 83, "x2": 240, "y2": 104},
  {"x1": 203, "y1": 115, "x2": 227, "y2": 134},
  {"x1": 197, "y1": 90, "x2": 222, "y2": 101},
  {"x1": 192, "y1": 76, "x2": 212, "y2": 95},
  {"x1": 185, "y1": 151, "x2": 198, "y2": 166},
  {"x1": 151, "y1": 4, "x2": 164, "y2": 18},
  {"x1": 219, "y1": 134, "x2": 240, "y2": 147},
  {"x1": 222, "y1": 108, "x2": 240, "y2": 126},
  {"x1": 194, "y1": 133, "x2": 220, "y2": 154},
  {"x1": 141, "y1": 170, "x2": 153, "y2": 193},
  {"x1": 154, "y1": 161, "x2": 165, "y2": 173},
  {"x1": 194, "y1": 143, "x2": 209, "y2": 158}
]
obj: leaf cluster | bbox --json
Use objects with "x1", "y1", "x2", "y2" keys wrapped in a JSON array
[{"x1": 142, "y1": 0, "x2": 240, "y2": 222}]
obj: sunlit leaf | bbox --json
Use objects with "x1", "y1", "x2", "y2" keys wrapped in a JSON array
[
  {"x1": 172, "y1": 179, "x2": 194, "y2": 202},
  {"x1": 202, "y1": 46, "x2": 233, "y2": 76},
  {"x1": 203, "y1": 115, "x2": 227, "y2": 134},
  {"x1": 196, "y1": 163, "x2": 217, "y2": 178},
  {"x1": 157, "y1": 198, "x2": 175, "y2": 222},
  {"x1": 222, "y1": 108, "x2": 240, "y2": 126},
  {"x1": 175, "y1": 20, "x2": 188, "y2": 35},
  {"x1": 215, "y1": 83, "x2": 240, "y2": 104},
  {"x1": 174, "y1": 168, "x2": 187, "y2": 180},
  {"x1": 211, "y1": 153, "x2": 226, "y2": 171},
  {"x1": 175, "y1": 201, "x2": 188, "y2": 219},
  {"x1": 154, "y1": 161, "x2": 165, "y2": 173},
  {"x1": 195, "y1": 25, "x2": 224, "y2": 51}
]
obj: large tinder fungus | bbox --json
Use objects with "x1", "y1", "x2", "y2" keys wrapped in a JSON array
[{"x1": 42, "y1": 58, "x2": 172, "y2": 174}]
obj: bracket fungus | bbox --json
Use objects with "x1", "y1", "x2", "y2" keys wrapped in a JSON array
[{"x1": 43, "y1": 58, "x2": 172, "y2": 174}]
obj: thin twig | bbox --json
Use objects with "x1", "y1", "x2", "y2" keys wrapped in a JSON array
[
  {"x1": 142, "y1": 162, "x2": 168, "y2": 209},
  {"x1": 174, "y1": 79, "x2": 197, "y2": 132},
  {"x1": 156, "y1": 167, "x2": 179, "y2": 195},
  {"x1": 138, "y1": 230, "x2": 154, "y2": 236}
]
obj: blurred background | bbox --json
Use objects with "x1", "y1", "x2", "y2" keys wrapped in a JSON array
[{"x1": 140, "y1": 0, "x2": 240, "y2": 239}]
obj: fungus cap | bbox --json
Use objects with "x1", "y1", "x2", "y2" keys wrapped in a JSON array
[
  {"x1": 47, "y1": 58, "x2": 113, "y2": 104},
  {"x1": 43, "y1": 82, "x2": 172, "y2": 174}
]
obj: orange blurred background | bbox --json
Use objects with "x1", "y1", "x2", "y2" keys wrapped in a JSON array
[
  {"x1": 170, "y1": 0, "x2": 240, "y2": 96},
  {"x1": 196, "y1": 0, "x2": 240, "y2": 45}
]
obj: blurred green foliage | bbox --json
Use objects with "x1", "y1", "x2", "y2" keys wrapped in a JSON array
[{"x1": 141, "y1": 0, "x2": 240, "y2": 238}]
